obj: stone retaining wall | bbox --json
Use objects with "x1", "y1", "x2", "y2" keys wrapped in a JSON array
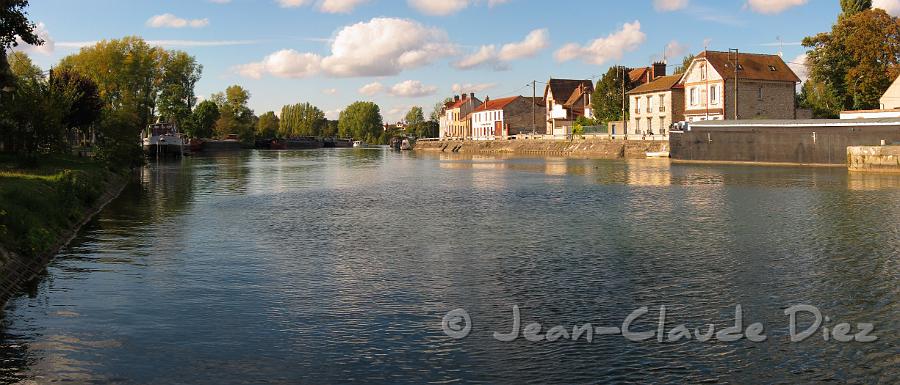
[
  {"x1": 414, "y1": 138, "x2": 668, "y2": 159},
  {"x1": 848, "y1": 145, "x2": 900, "y2": 173}
]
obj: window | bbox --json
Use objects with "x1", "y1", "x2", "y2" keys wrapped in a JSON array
[
  {"x1": 758, "y1": 87, "x2": 763, "y2": 100},
  {"x1": 700, "y1": 64, "x2": 706, "y2": 80},
  {"x1": 658, "y1": 94, "x2": 666, "y2": 112},
  {"x1": 634, "y1": 97, "x2": 641, "y2": 113},
  {"x1": 690, "y1": 87, "x2": 698, "y2": 106},
  {"x1": 646, "y1": 96, "x2": 652, "y2": 113},
  {"x1": 768, "y1": 65, "x2": 777, "y2": 71},
  {"x1": 710, "y1": 85, "x2": 719, "y2": 105},
  {"x1": 647, "y1": 117, "x2": 652, "y2": 134}
]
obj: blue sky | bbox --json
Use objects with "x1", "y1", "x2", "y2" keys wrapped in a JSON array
[{"x1": 18, "y1": 0, "x2": 880, "y2": 121}]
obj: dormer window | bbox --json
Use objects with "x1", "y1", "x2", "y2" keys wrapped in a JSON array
[
  {"x1": 737, "y1": 64, "x2": 744, "y2": 71},
  {"x1": 769, "y1": 65, "x2": 777, "y2": 71}
]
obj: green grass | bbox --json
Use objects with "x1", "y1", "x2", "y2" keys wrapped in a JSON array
[{"x1": 0, "y1": 154, "x2": 117, "y2": 258}]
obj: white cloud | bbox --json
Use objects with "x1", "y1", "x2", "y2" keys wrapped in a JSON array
[
  {"x1": 325, "y1": 18, "x2": 456, "y2": 77},
  {"x1": 654, "y1": 0, "x2": 688, "y2": 11},
  {"x1": 498, "y1": 29, "x2": 549, "y2": 61},
  {"x1": 322, "y1": 88, "x2": 339, "y2": 95},
  {"x1": 238, "y1": 18, "x2": 455, "y2": 79},
  {"x1": 359, "y1": 82, "x2": 384, "y2": 96},
  {"x1": 451, "y1": 83, "x2": 497, "y2": 93},
  {"x1": 664, "y1": 40, "x2": 688, "y2": 61},
  {"x1": 454, "y1": 28, "x2": 548, "y2": 70},
  {"x1": 319, "y1": 0, "x2": 368, "y2": 13},
  {"x1": 488, "y1": 0, "x2": 511, "y2": 6},
  {"x1": 324, "y1": 109, "x2": 341, "y2": 120},
  {"x1": 234, "y1": 49, "x2": 322, "y2": 79},
  {"x1": 146, "y1": 13, "x2": 209, "y2": 28},
  {"x1": 277, "y1": 0, "x2": 311, "y2": 7},
  {"x1": 787, "y1": 53, "x2": 808, "y2": 84},
  {"x1": 408, "y1": 0, "x2": 470, "y2": 15},
  {"x1": 745, "y1": 0, "x2": 807, "y2": 14},
  {"x1": 874, "y1": 0, "x2": 900, "y2": 16},
  {"x1": 455, "y1": 45, "x2": 499, "y2": 70},
  {"x1": 14, "y1": 22, "x2": 54, "y2": 55},
  {"x1": 554, "y1": 21, "x2": 646, "y2": 65},
  {"x1": 389, "y1": 80, "x2": 438, "y2": 97}
]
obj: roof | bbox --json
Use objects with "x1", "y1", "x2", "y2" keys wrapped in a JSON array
[
  {"x1": 473, "y1": 96, "x2": 519, "y2": 112},
  {"x1": 627, "y1": 74, "x2": 684, "y2": 95},
  {"x1": 545, "y1": 79, "x2": 594, "y2": 105},
  {"x1": 629, "y1": 67, "x2": 649, "y2": 83},
  {"x1": 695, "y1": 51, "x2": 801, "y2": 83}
]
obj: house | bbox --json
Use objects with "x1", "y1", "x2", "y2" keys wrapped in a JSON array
[
  {"x1": 839, "y1": 76, "x2": 900, "y2": 119},
  {"x1": 628, "y1": 62, "x2": 668, "y2": 87},
  {"x1": 544, "y1": 79, "x2": 594, "y2": 136},
  {"x1": 469, "y1": 96, "x2": 546, "y2": 140},
  {"x1": 626, "y1": 74, "x2": 685, "y2": 139},
  {"x1": 679, "y1": 51, "x2": 800, "y2": 122},
  {"x1": 440, "y1": 93, "x2": 482, "y2": 139}
]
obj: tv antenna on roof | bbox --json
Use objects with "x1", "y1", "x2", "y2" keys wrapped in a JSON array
[{"x1": 777, "y1": 36, "x2": 784, "y2": 57}]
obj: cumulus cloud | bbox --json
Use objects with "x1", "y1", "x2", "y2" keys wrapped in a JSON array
[
  {"x1": 408, "y1": 0, "x2": 470, "y2": 15},
  {"x1": 554, "y1": 21, "x2": 646, "y2": 65},
  {"x1": 359, "y1": 82, "x2": 384, "y2": 96},
  {"x1": 454, "y1": 28, "x2": 548, "y2": 70},
  {"x1": 451, "y1": 83, "x2": 497, "y2": 93},
  {"x1": 277, "y1": 0, "x2": 311, "y2": 7},
  {"x1": 874, "y1": 0, "x2": 900, "y2": 16},
  {"x1": 322, "y1": 88, "x2": 338, "y2": 95},
  {"x1": 15, "y1": 22, "x2": 54, "y2": 55},
  {"x1": 745, "y1": 0, "x2": 807, "y2": 14},
  {"x1": 238, "y1": 18, "x2": 456, "y2": 79},
  {"x1": 234, "y1": 49, "x2": 322, "y2": 79},
  {"x1": 146, "y1": 13, "x2": 209, "y2": 28},
  {"x1": 389, "y1": 80, "x2": 438, "y2": 97},
  {"x1": 318, "y1": 0, "x2": 369, "y2": 13},
  {"x1": 787, "y1": 53, "x2": 808, "y2": 84},
  {"x1": 654, "y1": 0, "x2": 689, "y2": 11}
]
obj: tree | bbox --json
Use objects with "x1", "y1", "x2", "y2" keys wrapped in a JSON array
[
  {"x1": 404, "y1": 106, "x2": 425, "y2": 135},
  {"x1": 591, "y1": 66, "x2": 632, "y2": 124},
  {"x1": 323, "y1": 119, "x2": 338, "y2": 138},
  {"x1": 157, "y1": 51, "x2": 202, "y2": 128},
  {"x1": 257, "y1": 111, "x2": 279, "y2": 138},
  {"x1": 1, "y1": 77, "x2": 75, "y2": 155},
  {"x1": 0, "y1": 1, "x2": 43, "y2": 50},
  {"x1": 430, "y1": 97, "x2": 452, "y2": 122},
  {"x1": 213, "y1": 85, "x2": 254, "y2": 141},
  {"x1": 338, "y1": 101, "x2": 383, "y2": 142},
  {"x1": 7, "y1": 51, "x2": 41, "y2": 80},
  {"x1": 802, "y1": 8, "x2": 900, "y2": 116},
  {"x1": 49, "y1": 68, "x2": 103, "y2": 133},
  {"x1": 840, "y1": 0, "x2": 871, "y2": 16},
  {"x1": 673, "y1": 54, "x2": 696, "y2": 74},
  {"x1": 184, "y1": 99, "x2": 219, "y2": 138},
  {"x1": 279, "y1": 102, "x2": 325, "y2": 137}
]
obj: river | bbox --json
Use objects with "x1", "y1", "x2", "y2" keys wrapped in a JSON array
[{"x1": 1, "y1": 149, "x2": 898, "y2": 384}]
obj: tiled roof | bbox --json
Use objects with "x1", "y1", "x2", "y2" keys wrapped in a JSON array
[
  {"x1": 473, "y1": 96, "x2": 519, "y2": 112},
  {"x1": 545, "y1": 79, "x2": 594, "y2": 106},
  {"x1": 697, "y1": 50, "x2": 801, "y2": 83},
  {"x1": 629, "y1": 67, "x2": 649, "y2": 83},
  {"x1": 627, "y1": 74, "x2": 685, "y2": 95}
]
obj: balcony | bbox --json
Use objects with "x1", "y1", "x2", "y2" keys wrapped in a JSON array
[{"x1": 659, "y1": 106, "x2": 666, "y2": 113}]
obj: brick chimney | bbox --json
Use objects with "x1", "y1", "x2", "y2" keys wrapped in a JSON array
[
  {"x1": 454, "y1": 95, "x2": 460, "y2": 102},
  {"x1": 461, "y1": 93, "x2": 467, "y2": 100},
  {"x1": 652, "y1": 62, "x2": 667, "y2": 79},
  {"x1": 469, "y1": 92, "x2": 475, "y2": 100}
]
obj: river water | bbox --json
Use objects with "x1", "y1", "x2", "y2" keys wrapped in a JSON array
[{"x1": 1, "y1": 149, "x2": 898, "y2": 384}]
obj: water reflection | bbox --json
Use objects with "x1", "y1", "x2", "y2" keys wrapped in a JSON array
[{"x1": 1, "y1": 150, "x2": 898, "y2": 384}]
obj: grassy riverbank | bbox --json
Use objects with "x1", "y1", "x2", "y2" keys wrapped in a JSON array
[{"x1": 0, "y1": 154, "x2": 122, "y2": 258}]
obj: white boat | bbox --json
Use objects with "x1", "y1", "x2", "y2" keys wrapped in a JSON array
[
  {"x1": 352, "y1": 140, "x2": 367, "y2": 148},
  {"x1": 143, "y1": 123, "x2": 185, "y2": 157},
  {"x1": 645, "y1": 151, "x2": 670, "y2": 158},
  {"x1": 399, "y1": 139, "x2": 412, "y2": 151}
]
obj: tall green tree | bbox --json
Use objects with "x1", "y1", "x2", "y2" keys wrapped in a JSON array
[
  {"x1": 157, "y1": 51, "x2": 202, "y2": 128},
  {"x1": 802, "y1": 8, "x2": 900, "y2": 116},
  {"x1": 279, "y1": 102, "x2": 325, "y2": 137},
  {"x1": 257, "y1": 111, "x2": 279, "y2": 138},
  {"x1": 49, "y1": 68, "x2": 103, "y2": 131},
  {"x1": 338, "y1": 101, "x2": 382, "y2": 143},
  {"x1": 213, "y1": 85, "x2": 255, "y2": 141},
  {"x1": 0, "y1": 0, "x2": 44, "y2": 89},
  {"x1": 673, "y1": 54, "x2": 696, "y2": 74},
  {"x1": 7, "y1": 51, "x2": 41, "y2": 80},
  {"x1": 430, "y1": 97, "x2": 452, "y2": 122},
  {"x1": 2, "y1": 77, "x2": 76, "y2": 154},
  {"x1": 183, "y1": 99, "x2": 219, "y2": 139},
  {"x1": 840, "y1": 0, "x2": 871, "y2": 16},
  {"x1": 591, "y1": 66, "x2": 632, "y2": 124},
  {"x1": 404, "y1": 106, "x2": 425, "y2": 135}
]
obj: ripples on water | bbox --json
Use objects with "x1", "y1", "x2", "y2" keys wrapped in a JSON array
[{"x1": 1, "y1": 149, "x2": 898, "y2": 384}]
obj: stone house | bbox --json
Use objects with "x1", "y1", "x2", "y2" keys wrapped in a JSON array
[
  {"x1": 440, "y1": 93, "x2": 482, "y2": 139},
  {"x1": 679, "y1": 51, "x2": 800, "y2": 122},
  {"x1": 544, "y1": 79, "x2": 594, "y2": 136},
  {"x1": 881, "y1": 75, "x2": 900, "y2": 110},
  {"x1": 469, "y1": 96, "x2": 546, "y2": 140},
  {"x1": 626, "y1": 74, "x2": 685, "y2": 138}
]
